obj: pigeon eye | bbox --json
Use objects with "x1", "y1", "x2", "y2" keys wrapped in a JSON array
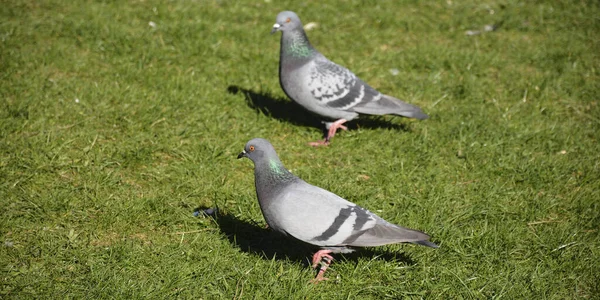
[
  {"x1": 249, "y1": 145, "x2": 255, "y2": 152},
  {"x1": 286, "y1": 17, "x2": 291, "y2": 23}
]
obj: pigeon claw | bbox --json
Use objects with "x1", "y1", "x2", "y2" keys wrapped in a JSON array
[
  {"x1": 310, "y1": 272, "x2": 329, "y2": 284},
  {"x1": 308, "y1": 140, "x2": 330, "y2": 147}
]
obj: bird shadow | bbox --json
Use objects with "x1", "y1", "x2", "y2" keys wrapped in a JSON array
[
  {"x1": 205, "y1": 209, "x2": 417, "y2": 270},
  {"x1": 227, "y1": 85, "x2": 412, "y2": 135}
]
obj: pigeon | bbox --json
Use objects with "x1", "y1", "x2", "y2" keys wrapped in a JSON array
[
  {"x1": 271, "y1": 11, "x2": 429, "y2": 146},
  {"x1": 237, "y1": 138, "x2": 438, "y2": 282}
]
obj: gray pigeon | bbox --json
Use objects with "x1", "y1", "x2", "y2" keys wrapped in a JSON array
[
  {"x1": 272, "y1": 11, "x2": 429, "y2": 146},
  {"x1": 237, "y1": 138, "x2": 437, "y2": 282}
]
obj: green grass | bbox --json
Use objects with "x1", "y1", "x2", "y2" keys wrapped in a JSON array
[{"x1": 1, "y1": 0, "x2": 599, "y2": 298}]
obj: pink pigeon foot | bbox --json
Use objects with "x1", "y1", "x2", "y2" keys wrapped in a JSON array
[
  {"x1": 308, "y1": 119, "x2": 348, "y2": 146},
  {"x1": 308, "y1": 140, "x2": 330, "y2": 146},
  {"x1": 310, "y1": 250, "x2": 334, "y2": 283}
]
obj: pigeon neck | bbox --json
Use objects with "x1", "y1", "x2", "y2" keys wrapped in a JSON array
[
  {"x1": 255, "y1": 158, "x2": 296, "y2": 184},
  {"x1": 281, "y1": 29, "x2": 315, "y2": 60}
]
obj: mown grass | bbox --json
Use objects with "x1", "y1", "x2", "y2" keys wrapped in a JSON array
[{"x1": 1, "y1": 0, "x2": 599, "y2": 298}]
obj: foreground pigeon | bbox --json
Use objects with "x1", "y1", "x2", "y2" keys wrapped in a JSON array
[
  {"x1": 237, "y1": 138, "x2": 437, "y2": 282},
  {"x1": 271, "y1": 11, "x2": 429, "y2": 146}
]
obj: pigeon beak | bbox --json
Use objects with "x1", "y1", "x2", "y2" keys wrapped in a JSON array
[
  {"x1": 270, "y1": 23, "x2": 281, "y2": 34},
  {"x1": 237, "y1": 150, "x2": 247, "y2": 159}
]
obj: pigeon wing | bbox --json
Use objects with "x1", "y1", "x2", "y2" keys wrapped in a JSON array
[
  {"x1": 307, "y1": 56, "x2": 383, "y2": 112},
  {"x1": 307, "y1": 56, "x2": 429, "y2": 119},
  {"x1": 272, "y1": 180, "x2": 431, "y2": 248},
  {"x1": 272, "y1": 181, "x2": 378, "y2": 247}
]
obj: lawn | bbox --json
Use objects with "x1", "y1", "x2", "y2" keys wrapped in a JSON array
[{"x1": 1, "y1": 0, "x2": 599, "y2": 298}]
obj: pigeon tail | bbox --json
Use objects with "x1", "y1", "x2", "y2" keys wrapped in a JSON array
[
  {"x1": 411, "y1": 240, "x2": 439, "y2": 248},
  {"x1": 343, "y1": 221, "x2": 433, "y2": 247},
  {"x1": 353, "y1": 94, "x2": 429, "y2": 120}
]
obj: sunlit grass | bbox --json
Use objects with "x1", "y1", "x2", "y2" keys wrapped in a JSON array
[{"x1": 1, "y1": 0, "x2": 598, "y2": 298}]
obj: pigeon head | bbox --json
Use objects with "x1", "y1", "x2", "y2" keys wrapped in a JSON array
[
  {"x1": 237, "y1": 138, "x2": 294, "y2": 180},
  {"x1": 271, "y1": 11, "x2": 303, "y2": 34},
  {"x1": 237, "y1": 138, "x2": 279, "y2": 164}
]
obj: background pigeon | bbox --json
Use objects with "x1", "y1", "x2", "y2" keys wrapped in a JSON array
[
  {"x1": 272, "y1": 11, "x2": 429, "y2": 145},
  {"x1": 237, "y1": 138, "x2": 438, "y2": 282}
]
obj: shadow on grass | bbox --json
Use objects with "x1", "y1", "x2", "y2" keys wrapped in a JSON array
[
  {"x1": 227, "y1": 85, "x2": 412, "y2": 136},
  {"x1": 227, "y1": 85, "x2": 321, "y2": 129},
  {"x1": 208, "y1": 210, "x2": 417, "y2": 269}
]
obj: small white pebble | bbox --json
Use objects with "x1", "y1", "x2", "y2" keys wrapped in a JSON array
[
  {"x1": 304, "y1": 22, "x2": 318, "y2": 31},
  {"x1": 559, "y1": 150, "x2": 567, "y2": 155},
  {"x1": 149, "y1": 21, "x2": 157, "y2": 28},
  {"x1": 75, "y1": 98, "x2": 80, "y2": 103},
  {"x1": 389, "y1": 68, "x2": 400, "y2": 76},
  {"x1": 484, "y1": 24, "x2": 495, "y2": 32}
]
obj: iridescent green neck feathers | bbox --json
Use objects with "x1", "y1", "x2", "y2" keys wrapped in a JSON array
[{"x1": 282, "y1": 30, "x2": 314, "y2": 59}]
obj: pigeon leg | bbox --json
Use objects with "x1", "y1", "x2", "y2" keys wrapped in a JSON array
[
  {"x1": 326, "y1": 119, "x2": 348, "y2": 141},
  {"x1": 308, "y1": 119, "x2": 348, "y2": 146},
  {"x1": 311, "y1": 249, "x2": 334, "y2": 268},
  {"x1": 310, "y1": 250, "x2": 334, "y2": 283},
  {"x1": 311, "y1": 256, "x2": 333, "y2": 283}
]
